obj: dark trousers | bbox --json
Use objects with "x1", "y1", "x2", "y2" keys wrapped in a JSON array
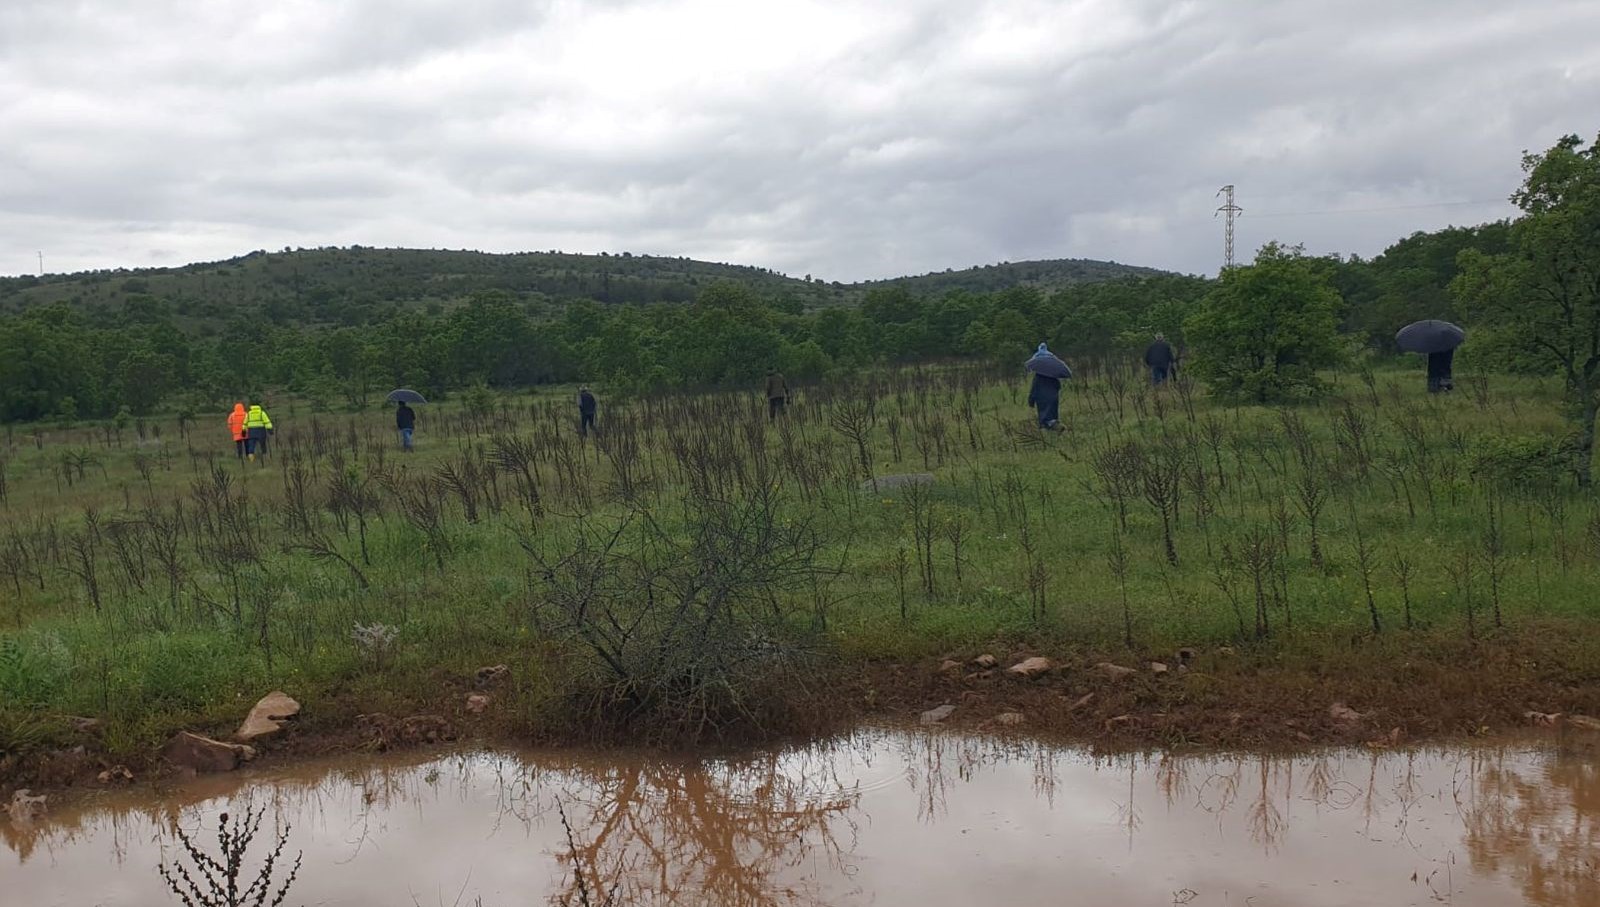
[
  {"x1": 768, "y1": 397, "x2": 785, "y2": 420},
  {"x1": 1151, "y1": 365, "x2": 1169, "y2": 385},
  {"x1": 247, "y1": 428, "x2": 268, "y2": 458},
  {"x1": 234, "y1": 439, "x2": 246, "y2": 459},
  {"x1": 579, "y1": 411, "x2": 596, "y2": 436},
  {"x1": 1035, "y1": 397, "x2": 1059, "y2": 428}
]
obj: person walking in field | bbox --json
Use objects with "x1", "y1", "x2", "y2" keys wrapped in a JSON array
[
  {"x1": 765, "y1": 369, "x2": 790, "y2": 421},
  {"x1": 577, "y1": 386, "x2": 598, "y2": 437},
  {"x1": 1144, "y1": 334, "x2": 1177, "y2": 385},
  {"x1": 1027, "y1": 369, "x2": 1063, "y2": 430},
  {"x1": 244, "y1": 403, "x2": 274, "y2": 461},
  {"x1": 227, "y1": 402, "x2": 248, "y2": 459},
  {"x1": 395, "y1": 400, "x2": 416, "y2": 451},
  {"x1": 1427, "y1": 349, "x2": 1455, "y2": 393}
]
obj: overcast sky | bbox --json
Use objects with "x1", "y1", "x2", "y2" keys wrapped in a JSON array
[{"x1": 2, "y1": 0, "x2": 1596, "y2": 282}]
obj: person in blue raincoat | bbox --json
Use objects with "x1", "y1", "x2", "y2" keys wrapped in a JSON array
[{"x1": 1026, "y1": 343, "x2": 1064, "y2": 431}]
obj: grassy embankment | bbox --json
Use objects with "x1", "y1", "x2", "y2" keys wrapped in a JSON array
[{"x1": 2, "y1": 361, "x2": 1599, "y2": 783}]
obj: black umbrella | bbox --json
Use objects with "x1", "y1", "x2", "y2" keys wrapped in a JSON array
[
  {"x1": 1024, "y1": 353, "x2": 1073, "y2": 380},
  {"x1": 386, "y1": 389, "x2": 428, "y2": 404},
  {"x1": 1396, "y1": 320, "x2": 1466, "y2": 355}
]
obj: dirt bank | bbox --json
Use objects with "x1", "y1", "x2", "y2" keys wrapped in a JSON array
[{"x1": 5, "y1": 628, "x2": 1599, "y2": 799}]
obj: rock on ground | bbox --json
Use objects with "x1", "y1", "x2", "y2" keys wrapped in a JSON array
[
  {"x1": 1329, "y1": 703, "x2": 1365, "y2": 724},
  {"x1": 235, "y1": 691, "x2": 301, "y2": 743},
  {"x1": 474, "y1": 665, "x2": 510, "y2": 690},
  {"x1": 920, "y1": 704, "x2": 957, "y2": 725},
  {"x1": 164, "y1": 732, "x2": 256, "y2": 773},
  {"x1": 973, "y1": 654, "x2": 998, "y2": 669},
  {"x1": 1149, "y1": 662, "x2": 1170, "y2": 675},
  {"x1": 465, "y1": 693, "x2": 491, "y2": 714},
  {"x1": 1008, "y1": 657, "x2": 1054, "y2": 678},
  {"x1": 1567, "y1": 714, "x2": 1600, "y2": 733},
  {"x1": 1096, "y1": 662, "x2": 1136, "y2": 680}
]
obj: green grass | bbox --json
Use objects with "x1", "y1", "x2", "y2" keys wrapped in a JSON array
[{"x1": 0, "y1": 363, "x2": 1595, "y2": 758}]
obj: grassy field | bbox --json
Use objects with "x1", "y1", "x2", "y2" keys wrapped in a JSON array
[{"x1": 2, "y1": 360, "x2": 1598, "y2": 773}]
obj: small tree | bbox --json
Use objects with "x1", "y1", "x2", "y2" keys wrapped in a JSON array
[
  {"x1": 1185, "y1": 243, "x2": 1343, "y2": 401},
  {"x1": 1454, "y1": 132, "x2": 1600, "y2": 485}
]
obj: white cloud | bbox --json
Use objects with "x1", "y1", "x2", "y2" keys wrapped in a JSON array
[{"x1": 1, "y1": 0, "x2": 1595, "y2": 280}]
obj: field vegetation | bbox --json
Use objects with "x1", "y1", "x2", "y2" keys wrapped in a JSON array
[{"x1": 2, "y1": 132, "x2": 1599, "y2": 781}]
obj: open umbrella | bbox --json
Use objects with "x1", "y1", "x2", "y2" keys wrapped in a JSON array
[
  {"x1": 386, "y1": 388, "x2": 428, "y2": 404},
  {"x1": 1024, "y1": 353, "x2": 1073, "y2": 380},
  {"x1": 1396, "y1": 320, "x2": 1466, "y2": 355}
]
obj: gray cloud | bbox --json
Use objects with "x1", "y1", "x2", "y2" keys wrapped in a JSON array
[{"x1": 2, "y1": 0, "x2": 1596, "y2": 281}]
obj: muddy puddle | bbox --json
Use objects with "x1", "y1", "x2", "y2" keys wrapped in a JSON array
[{"x1": 4, "y1": 730, "x2": 1597, "y2": 906}]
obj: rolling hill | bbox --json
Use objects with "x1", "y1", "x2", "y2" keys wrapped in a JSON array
[{"x1": 0, "y1": 246, "x2": 1163, "y2": 328}]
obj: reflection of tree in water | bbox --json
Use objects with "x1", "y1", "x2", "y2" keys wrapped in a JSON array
[
  {"x1": 533, "y1": 740, "x2": 865, "y2": 906},
  {"x1": 1458, "y1": 746, "x2": 1600, "y2": 907}
]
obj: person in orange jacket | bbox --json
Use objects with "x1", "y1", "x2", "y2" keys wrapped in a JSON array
[{"x1": 227, "y1": 403, "x2": 248, "y2": 459}]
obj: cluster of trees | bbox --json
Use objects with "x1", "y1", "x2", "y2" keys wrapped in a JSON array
[{"x1": 0, "y1": 274, "x2": 1207, "y2": 421}]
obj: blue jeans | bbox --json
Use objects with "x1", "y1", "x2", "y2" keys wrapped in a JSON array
[{"x1": 399, "y1": 428, "x2": 413, "y2": 450}]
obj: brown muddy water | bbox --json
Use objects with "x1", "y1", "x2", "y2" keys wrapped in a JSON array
[{"x1": 4, "y1": 731, "x2": 1597, "y2": 906}]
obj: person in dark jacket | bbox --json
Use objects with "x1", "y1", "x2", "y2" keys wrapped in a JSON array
[
  {"x1": 1027, "y1": 372, "x2": 1062, "y2": 430},
  {"x1": 1426, "y1": 349, "x2": 1455, "y2": 393},
  {"x1": 395, "y1": 401, "x2": 416, "y2": 451},
  {"x1": 765, "y1": 370, "x2": 789, "y2": 421},
  {"x1": 577, "y1": 386, "x2": 598, "y2": 436},
  {"x1": 1144, "y1": 334, "x2": 1177, "y2": 385}
]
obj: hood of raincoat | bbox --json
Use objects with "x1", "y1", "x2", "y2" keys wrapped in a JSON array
[{"x1": 228, "y1": 404, "x2": 248, "y2": 440}]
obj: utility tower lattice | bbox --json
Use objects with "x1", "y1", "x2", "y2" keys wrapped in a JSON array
[{"x1": 1215, "y1": 185, "x2": 1242, "y2": 270}]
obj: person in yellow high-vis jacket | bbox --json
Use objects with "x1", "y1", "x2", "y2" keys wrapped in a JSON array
[{"x1": 244, "y1": 403, "x2": 274, "y2": 461}]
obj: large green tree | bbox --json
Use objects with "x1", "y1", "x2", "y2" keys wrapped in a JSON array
[
  {"x1": 1185, "y1": 243, "x2": 1343, "y2": 402},
  {"x1": 1454, "y1": 132, "x2": 1600, "y2": 485}
]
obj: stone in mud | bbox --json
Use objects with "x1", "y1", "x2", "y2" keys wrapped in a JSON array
[
  {"x1": 399, "y1": 715, "x2": 453, "y2": 744},
  {"x1": 1329, "y1": 703, "x2": 1365, "y2": 725},
  {"x1": 1103, "y1": 714, "x2": 1136, "y2": 731},
  {"x1": 235, "y1": 691, "x2": 300, "y2": 743},
  {"x1": 1095, "y1": 662, "x2": 1136, "y2": 680},
  {"x1": 863, "y1": 473, "x2": 935, "y2": 494},
  {"x1": 939, "y1": 659, "x2": 962, "y2": 673},
  {"x1": 973, "y1": 654, "x2": 998, "y2": 670},
  {"x1": 995, "y1": 712, "x2": 1026, "y2": 727},
  {"x1": 920, "y1": 704, "x2": 957, "y2": 725},
  {"x1": 474, "y1": 664, "x2": 510, "y2": 690},
  {"x1": 97, "y1": 765, "x2": 134, "y2": 784},
  {"x1": 164, "y1": 732, "x2": 256, "y2": 774},
  {"x1": 1008, "y1": 656, "x2": 1054, "y2": 678},
  {"x1": 465, "y1": 693, "x2": 491, "y2": 714},
  {"x1": 7, "y1": 790, "x2": 46, "y2": 824},
  {"x1": 1065, "y1": 692, "x2": 1095, "y2": 712},
  {"x1": 1148, "y1": 662, "x2": 1169, "y2": 675},
  {"x1": 1525, "y1": 711, "x2": 1562, "y2": 727}
]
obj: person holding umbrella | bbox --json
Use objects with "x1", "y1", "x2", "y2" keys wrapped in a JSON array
[
  {"x1": 1144, "y1": 334, "x2": 1177, "y2": 386},
  {"x1": 1396, "y1": 320, "x2": 1465, "y2": 394},
  {"x1": 386, "y1": 389, "x2": 426, "y2": 450},
  {"x1": 1025, "y1": 342, "x2": 1071, "y2": 431}
]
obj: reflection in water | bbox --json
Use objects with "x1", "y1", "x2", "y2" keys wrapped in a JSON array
[{"x1": 3, "y1": 732, "x2": 1598, "y2": 906}]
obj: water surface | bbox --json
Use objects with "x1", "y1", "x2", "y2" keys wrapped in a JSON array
[{"x1": 4, "y1": 731, "x2": 1597, "y2": 906}]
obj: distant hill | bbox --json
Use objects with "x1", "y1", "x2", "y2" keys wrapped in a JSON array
[
  {"x1": 854, "y1": 258, "x2": 1163, "y2": 295},
  {"x1": 0, "y1": 246, "x2": 1164, "y2": 327}
]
